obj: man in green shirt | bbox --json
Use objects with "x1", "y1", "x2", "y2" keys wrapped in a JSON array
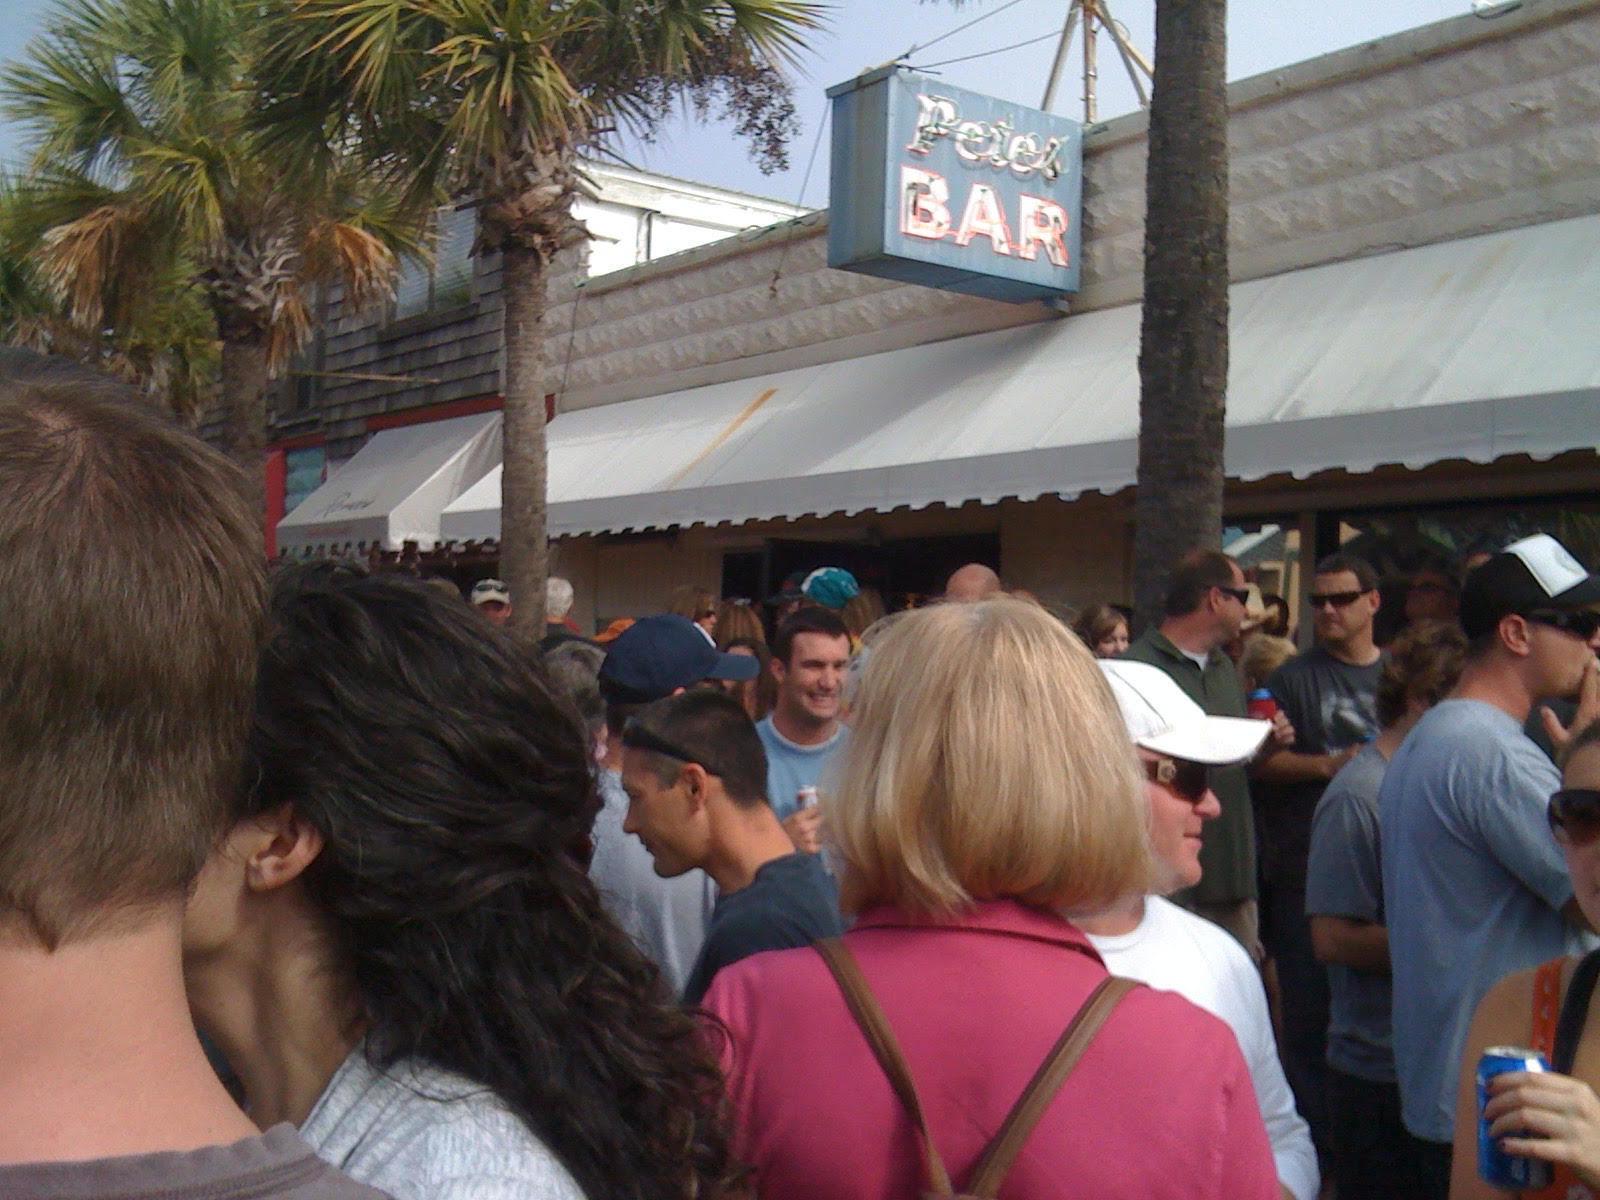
[{"x1": 1123, "y1": 549, "x2": 1289, "y2": 960}]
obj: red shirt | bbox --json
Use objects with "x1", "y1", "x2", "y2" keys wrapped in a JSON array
[{"x1": 702, "y1": 900, "x2": 1277, "y2": 1200}]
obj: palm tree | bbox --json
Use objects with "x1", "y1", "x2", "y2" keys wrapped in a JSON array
[
  {"x1": 1, "y1": 0, "x2": 426, "y2": 514},
  {"x1": 0, "y1": 175, "x2": 220, "y2": 421},
  {"x1": 1131, "y1": 0, "x2": 1230, "y2": 626},
  {"x1": 258, "y1": 0, "x2": 823, "y2": 633}
]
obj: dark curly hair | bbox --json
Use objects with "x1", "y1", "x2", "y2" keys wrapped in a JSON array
[{"x1": 242, "y1": 561, "x2": 740, "y2": 1200}]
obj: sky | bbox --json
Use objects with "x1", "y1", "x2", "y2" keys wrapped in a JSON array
[{"x1": 0, "y1": 0, "x2": 1475, "y2": 207}]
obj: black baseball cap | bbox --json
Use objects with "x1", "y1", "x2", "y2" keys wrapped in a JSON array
[
  {"x1": 1459, "y1": 534, "x2": 1600, "y2": 638},
  {"x1": 599, "y1": 614, "x2": 760, "y2": 705}
]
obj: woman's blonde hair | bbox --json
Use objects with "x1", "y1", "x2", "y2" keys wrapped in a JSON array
[
  {"x1": 828, "y1": 598, "x2": 1153, "y2": 918},
  {"x1": 1239, "y1": 633, "x2": 1298, "y2": 692}
]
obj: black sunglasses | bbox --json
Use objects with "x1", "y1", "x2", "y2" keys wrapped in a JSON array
[
  {"x1": 1550, "y1": 789, "x2": 1600, "y2": 847},
  {"x1": 1216, "y1": 586, "x2": 1250, "y2": 605},
  {"x1": 1308, "y1": 589, "x2": 1368, "y2": 609},
  {"x1": 1527, "y1": 609, "x2": 1600, "y2": 641},
  {"x1": 1144, "y1": 756, "x2": 1210, "y2": 803},
  {"x1": 620, "y1": 718, "x2": 727, "y2": 780}
]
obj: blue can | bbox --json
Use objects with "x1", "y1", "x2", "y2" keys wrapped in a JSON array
[{"x1": 1477, "y1": 1046, "x2": 1553, "y2": 1191}]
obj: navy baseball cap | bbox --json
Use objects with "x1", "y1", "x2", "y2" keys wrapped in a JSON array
[{"x1": 599, "y1": 614, "x2": 760, "y2": 704}]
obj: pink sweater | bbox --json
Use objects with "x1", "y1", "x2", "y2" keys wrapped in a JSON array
[{"x1": 702, "y1": 900, "x2": 1277, "y2": 1200}]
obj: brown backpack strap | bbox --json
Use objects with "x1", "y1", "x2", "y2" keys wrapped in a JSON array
[
  {"x1": 814, "y1": 937, "x2": 957, "y2": 1195},
  {"x1": 815, "y1": 939, "x2": 1138, "y2": 1199},
  {"x1": 963, "y1": 975, "x2": 1138, "y2": 1197}
]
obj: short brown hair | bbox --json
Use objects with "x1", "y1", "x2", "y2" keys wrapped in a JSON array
[
  {"x1": 0, "y1": 351, "x2": 263, "y2": 946},
  {"x1": 1162, "y1": 550, "x2": 1239, "y2": 617}
]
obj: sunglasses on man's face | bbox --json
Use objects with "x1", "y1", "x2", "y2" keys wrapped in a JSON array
[
  {"x1": 1527, "y1": 609, "x2": 1600, "y2": 641},
  {"x1": 1549, "y1": 789, "x2": 1600, "y2": 847},
  {"x1": 1216, "y1": 586, "x2": 1250, "y2": 605},
  {"x1": 1144, "y1": 756, "x2": 1210, "y2": 803},
  {"x1": 1308, "y1": 590, "x2": 1368, "y2": 610}
]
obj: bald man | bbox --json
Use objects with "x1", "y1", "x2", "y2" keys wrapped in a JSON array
[{"x1": 944, "y1": 562, "x2": 1002, "y2": 603}]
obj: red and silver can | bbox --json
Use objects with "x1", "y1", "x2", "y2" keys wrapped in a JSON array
[
  {"x1": 796, "y1": 785, "x2": 819, "y2": 810},
  {"x1": 1477, "y1": 1046, "x2": 1552, "y2": 1191},
  {"x1": 1247, "y1": 688, "x2": 1278, "y2": 721}
]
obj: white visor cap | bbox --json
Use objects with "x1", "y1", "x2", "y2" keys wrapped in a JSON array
[{"x1": 1099, "y1": 659, "x2": 1271, "y2": 766}]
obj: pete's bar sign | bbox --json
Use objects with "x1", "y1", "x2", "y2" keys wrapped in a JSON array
[{"x1": 827, "y1": 68, "x2": 1083, "y2": 302}]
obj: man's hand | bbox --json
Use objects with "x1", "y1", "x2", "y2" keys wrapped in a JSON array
[
  {"x1": 1543, "y1": 657, "x2": 1600, "y2": 762},
  {"x1": 1269, "y1": 711, "x2": 1296, "y2": 748},
  {"x1": 782, "y1": 805, "x2": 823, "y2": 854}
]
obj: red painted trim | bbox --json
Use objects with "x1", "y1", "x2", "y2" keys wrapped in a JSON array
[
  {"x1": 366, "y1": 394, "x2": 503, "y2": 432},
  {"x1": 269, "y1": 431, "x2": 327, "y2": 452},
  {"x1": 264, "y1": 449, "x2": 286, "y2": 558}
]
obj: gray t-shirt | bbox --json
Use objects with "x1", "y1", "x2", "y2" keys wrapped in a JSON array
[
  {"x1": 301, "y1": 1049, "x2": 586, "y2": 1200},
  {"x1": 1304, "y1": 743, "x2": 1394, "y2": 1083},
  {"x1": 1260, "y1": 648, "x2": 1383, "y2": 890},
  {"x1": 0, "y1": 1124, "x2": 390, "y2": 1199},
  {"x1": 587, "y1": 767, "x2": 716, "y2": 995},
  {"x1": 1379, "y1": 699, "x2": 1595, "y2": 1142}
]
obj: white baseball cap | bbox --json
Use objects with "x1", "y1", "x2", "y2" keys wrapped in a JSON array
[{"x1": 1099, "y1": 659, "x2": 1270, "y2": 765}]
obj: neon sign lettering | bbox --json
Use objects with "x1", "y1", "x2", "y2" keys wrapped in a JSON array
[
  {"x1": 900, "y1": 168, "x2": 1070, "y2": 267},
  {"x1": 906, "y1": 93, "x2": 1065, "y2": 182}
]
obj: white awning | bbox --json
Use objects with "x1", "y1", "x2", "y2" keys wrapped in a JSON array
[
  {"x1": 439, "y1": 214, "x2": 1600, "y2": 542},
  {"x1": 278, "y1": 411, "x2": 502, "y2": 555}
]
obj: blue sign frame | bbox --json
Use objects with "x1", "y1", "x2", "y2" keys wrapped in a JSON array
[{"x1": 826, "y1": 67, "x2": 1083, "y2": 303}]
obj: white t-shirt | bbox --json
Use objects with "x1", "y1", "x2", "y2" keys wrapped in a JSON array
[{"x1": 1088, "y1": 896, "x2": 1319, "y2": 1200}]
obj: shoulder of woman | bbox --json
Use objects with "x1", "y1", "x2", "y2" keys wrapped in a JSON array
[{"x1": 1468, "y1": 964, "x2": 1546, "y2": 1045}]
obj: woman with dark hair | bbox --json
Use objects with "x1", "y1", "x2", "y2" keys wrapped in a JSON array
[{"x1": 184, "y1": 563, "x2": 738, "y2": 1200}]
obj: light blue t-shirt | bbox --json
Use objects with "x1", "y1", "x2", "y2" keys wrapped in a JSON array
[
  {"x1": 1305, "y1": 743, "x2": 1394, "y2": 1083},
  {"x1": 754, "y1": 716, "x2": 847, "y2": 821},
  {"x1": 1379, "y1": 699, "x2": 1593, "y2": 1143}
]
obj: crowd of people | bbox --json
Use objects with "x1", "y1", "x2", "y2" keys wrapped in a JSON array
[{"x1": 3, "y1": 346, "x2": 1600, "y2": 1200}]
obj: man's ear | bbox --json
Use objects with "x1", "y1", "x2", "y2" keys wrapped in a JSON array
[
  {"x1": 769, "y1": 656, "x2": 787, "y2": 687},
  {"x1": 243, "y1": 804, "x2": 326, "y2": 893},
  {"x1": 1500, "y1": 613, "x2": 1534, "y2": 659},
  {"x1": 679, "y1": 762, "x2": 713, "y2": 815}
]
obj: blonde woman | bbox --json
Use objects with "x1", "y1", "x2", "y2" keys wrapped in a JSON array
[{"x1": 701, "y1": 598, "x2": 1277, "y2": 1200}]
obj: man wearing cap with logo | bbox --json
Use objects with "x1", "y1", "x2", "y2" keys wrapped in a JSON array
[
  {"x1": 589, "y1": 614, "x2": 760, "y2": 994},
  {"x1": 470, "y1": 577, "x2": 512, "y2": 626},
  {"x1": 1083, "y1": 661, "x2": 1318, "y2": 1200},
  {"x1": 1378, "y1": 533, "x2": 1600, "y2": 1198}
]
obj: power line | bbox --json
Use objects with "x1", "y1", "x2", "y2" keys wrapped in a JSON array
[
  {"x1": 912, "y1": 28, "x2": 1062, "y2": 70},
  {"x1": 890, "y1": 0, "x2": 1034, "y2": 64}
]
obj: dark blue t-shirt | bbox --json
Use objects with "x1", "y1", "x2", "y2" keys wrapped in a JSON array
[{"x1": 681, "y1": 852, "x2": 842, "y2": 1005}]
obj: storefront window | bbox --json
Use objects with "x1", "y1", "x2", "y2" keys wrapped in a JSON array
[
  {"x1": 1331, "y1": 498, "x2": 1600, "y2": 644},
  {"x1": 283, "y1": 446, "x2": 327, "y2": 518}
]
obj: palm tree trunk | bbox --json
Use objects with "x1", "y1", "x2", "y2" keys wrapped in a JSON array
[
  {"x1": 220, "y1": 336, "x2": 269, "y2": 526},
  {"x1": 1131, "y1": 0, "x2": 1229, "y2": 631},
  {"x1": 499, "y1": 241, "x2": 550, "y2": 635}
]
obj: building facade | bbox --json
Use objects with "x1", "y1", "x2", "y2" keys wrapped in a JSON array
[{"x1": 275, "y1": 0, "x2": 1600, "y2": 632}]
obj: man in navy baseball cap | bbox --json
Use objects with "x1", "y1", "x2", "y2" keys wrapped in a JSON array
[
  {"x1": 599, "y1": 613, "x2": 760, "y2": 705},
  {"x1": 589, "y1": 612, "x2": 764, "y2": 996}
]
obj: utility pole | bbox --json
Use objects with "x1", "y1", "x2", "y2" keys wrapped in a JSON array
[{"x1": 1040, "y1": 0, "x2": 1154, "y2": 122}]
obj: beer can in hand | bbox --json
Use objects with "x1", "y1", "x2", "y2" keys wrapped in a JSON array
[
  {"x1": 796, "y1": 786, "x2": 818, "y2": 810},
  {"x1": 1477, "y1": 1046, "x2": 1553, "y2": 1191},
  {"x1": 1246, "y1": 688, "x2": 1278, "y2": 721}
]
